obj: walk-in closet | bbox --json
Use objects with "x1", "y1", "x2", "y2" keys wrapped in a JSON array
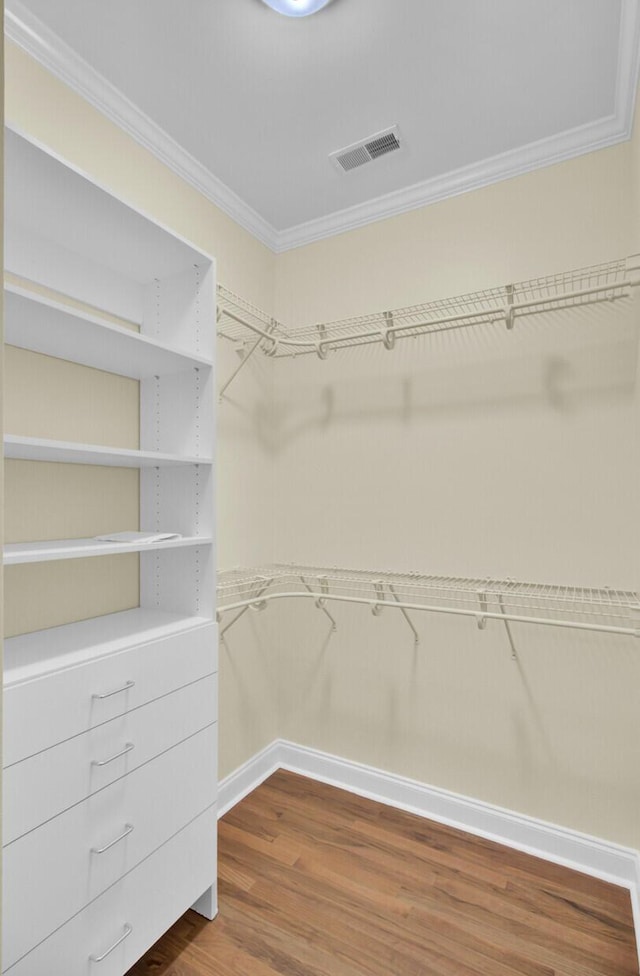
[{"x1": 2, "y1": 1, "x2": 640, "y2": 974}]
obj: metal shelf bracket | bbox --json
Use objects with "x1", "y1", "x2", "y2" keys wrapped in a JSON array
[
  {"x1": 476, "y1": 590, "x2": 488, "y2": 630},
  {"x1": 382, "y1": 311, "x2": 396, "y2": 350},
  {"x1": 371, "y1": 579, "x2": 419, "y2": 645},
  {"x1": 371, "y1": 580, "x2": 385, "y2": 616},
  {"x1": 505, "y1": 284, "x2": 515, "y2": 330},
  {"x1": 388, "y1": 582, "x2": 420, "y2": 646},
  {"x1": 219, "y1": 318, "x2": 277, "y2": 401},
  {"x1": 497, "y1": 593, "x2": 518, "y2": 661},
  {"x1": 219, "y1": 575, "x2": 272, "y2": 641},
  {"x1": 301, "y1": 574, "x2": 337, "y2": 631}
]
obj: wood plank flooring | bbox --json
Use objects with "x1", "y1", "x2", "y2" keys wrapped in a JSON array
[{"x1": 127, "y1": 770, "x2": 639, "y2": 976}]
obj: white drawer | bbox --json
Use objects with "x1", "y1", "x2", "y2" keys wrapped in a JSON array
[
  {"x1": 4, "y1": 672, "x2": 218, "y2": 845},
  {"x1": 6, "y1": 804, "x2": 217, "y2": 976},
  {"x1": 4, "y1": 622, "x2": 217, "y2": 766},
  {"x1": 3, "y1": 723, "x2": 217, "y2": 970}
]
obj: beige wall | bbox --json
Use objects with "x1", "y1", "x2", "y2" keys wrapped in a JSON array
[
  {"x1": 4, "y1": 40, "x2": 278, "y2": 777},
  {"x1": 271, "y1": 139, "x2": 640, "y2": 847},
  {"x1": 275, "y1": 144, "x2": 633, "y2": 323}
]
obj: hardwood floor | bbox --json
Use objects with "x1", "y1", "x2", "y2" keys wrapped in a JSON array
[{"x1": 127, "y1": 770, "x2": 639, "y2": 976}]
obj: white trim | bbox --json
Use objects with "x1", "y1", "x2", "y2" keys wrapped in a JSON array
[
  {"x1": 632, "y1": 853, "x2": 640, "y2": 971},
  {"x1": 616, "y1": 0, "x2": 640, "y2": 132},
  {"x1": 217, "y1": 741, "x2": 281, "y2": 818},
  {"x1": 6, "y1": 0, "x2": 640, "y2": 253},
  {"x1": 219, "y1": 738, "x2": 640, "y2": 967},
  {"x1": 276, "y1": 114, "x2": 629, "y2": 250}
]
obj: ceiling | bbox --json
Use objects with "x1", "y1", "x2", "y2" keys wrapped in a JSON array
[{"x1": 5, "y1": 0, "x2": 640, "y2": 251}]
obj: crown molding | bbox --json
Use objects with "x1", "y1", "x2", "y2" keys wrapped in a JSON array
[
  {"x1": 275, "y1": 113, "x2": 629, "y2": 251},
  {"x1": 277, "y1": 0, "x2": 640, "y2": 251},
  {"x1": 4, "y1": 1, "x2": 280, "y2": 252},
  {"x1": 6, "y1": 0, "x2": 640, "y2": 255}
]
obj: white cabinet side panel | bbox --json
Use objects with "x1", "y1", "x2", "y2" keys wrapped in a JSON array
[
  {"x1": 142, "y1": 263, "x2": 215, "y2": 360},
  {"x1": 140, "y1": 547, "x2": 215, "y2": 619},
  {"x1": 140, "y1": 465, "x2": 214, "y2": 539},
  {"x1": 140, "y1": 367, "x2": 214, "y2": 457}
]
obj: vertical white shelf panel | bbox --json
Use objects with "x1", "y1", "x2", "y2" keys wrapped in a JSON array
[
  {"x1": 142, "y1": 264, "x2": 216, "y2": 361},
  {"x1": 3, "y1": 127, "x2": 218, "y2": 974}
]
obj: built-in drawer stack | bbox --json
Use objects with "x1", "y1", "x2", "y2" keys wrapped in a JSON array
[
  {"x1": 3, "y1": 130, "x2": 219, "y2": 974},
  {"x1": 3, "y1": 619, "x2": 218, "y2": 973}
]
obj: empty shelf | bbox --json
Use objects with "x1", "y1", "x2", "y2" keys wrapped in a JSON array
[
  {"x1": 4, "y1": 607, "x2": 213, "y2": 686},
  {"x1": 5, "y1": 535, "x2": 214, "y2": 565},
  {"x1": 5, "y1": 284, "x2": 213, "y2": 379},
  {"x1": 4, "y1": 434, "x2": 213, "y2": 468}
]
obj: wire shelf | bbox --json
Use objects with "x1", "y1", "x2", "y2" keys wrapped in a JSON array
[
  {"x1": 217, "y1": 256, "x2": 640, "y2": 363},
  {"x1": 217, "y1": 286, "x2": 285, "y2": 348},
  {"x1": 217, "y1": 564, "x2": 640, "y2": 638}
]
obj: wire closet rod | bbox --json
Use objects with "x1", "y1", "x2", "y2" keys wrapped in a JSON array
[
  {"x1": 217, "y1": 256, "x2": 640, "y2": 361},
  {"x1": 217, "y1": 590, "x2": 638, "y2": 638}
]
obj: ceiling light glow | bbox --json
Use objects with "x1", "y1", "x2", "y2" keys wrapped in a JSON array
[{"x1": 260, "y1": 0, "x2": 332, "y2": 16}]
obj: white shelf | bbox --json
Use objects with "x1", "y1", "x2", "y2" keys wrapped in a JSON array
[
  {"x1": 5, "y1": 284, "x2": 213, "y2": 379},
  {"x1": 4, "y1": 608, "x2": 212, "y2": 686},
  {"x1": 4, "y1": 434, "x2": 213, "y2": 468},
  {"x1": 4, "y1": 535, "x2": 214, "y2": 565},
  {"x1": 5, "y1": 128, "x2": 210, "y2": 288}
]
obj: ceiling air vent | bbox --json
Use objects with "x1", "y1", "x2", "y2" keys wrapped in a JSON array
[{"x1": 330, "y1": 126, "x2": 402, "y2": 173}]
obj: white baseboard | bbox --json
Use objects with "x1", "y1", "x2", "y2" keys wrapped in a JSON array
[
  {"x1": 632, "y1": 853, "x2": 640, "y2": 967},
  {"x1": 218, "y1": 740, "x2": 282, "y2": 818},
  {"x1": 219, "y1": 738, "x2": 640, "y2": 967}
]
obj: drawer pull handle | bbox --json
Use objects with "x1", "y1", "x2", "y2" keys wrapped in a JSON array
[
  {"x1": 92, "y1": 680, "x2": 135, "y2": 700},
  {"x1": 91, "y1": 742, "x2": 135, "y2": 767},
  {"x1": 91, "y1": 823, "x2": 134, "y2": 855},
  {"x1": 89, "y1": 923, "x2": 133, "y2": 963},
  {"x1": 91, "y1": 681, "x2": 135, "y2": 701}
]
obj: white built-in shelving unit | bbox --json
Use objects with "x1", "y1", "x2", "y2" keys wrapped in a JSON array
[
  {"x1": 2, "y1": 128, "x2": 218, "y2": 975},
  {"x1": 4, "y1": 433, "x2": 213, "y2": 468}
]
